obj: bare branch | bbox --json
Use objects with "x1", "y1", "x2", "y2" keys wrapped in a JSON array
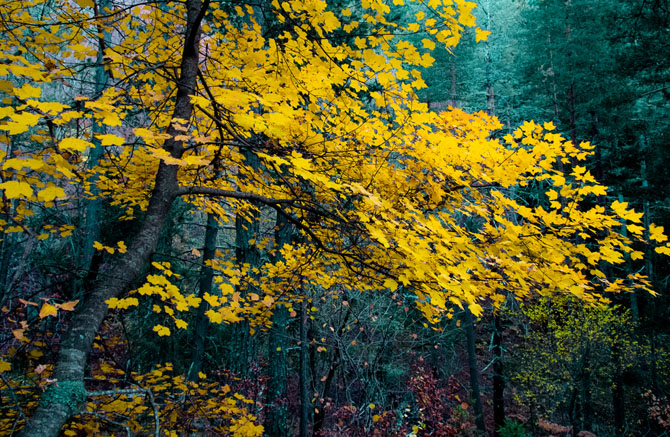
[{"x1": 176, "y1": 185, "x2": 293, "y2": 206}]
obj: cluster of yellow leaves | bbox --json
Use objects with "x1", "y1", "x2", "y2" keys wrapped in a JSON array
[
  {"x1": 106, "y1": 263, "x2": 200, "y2": 334},
  {"x1": 0, "y1": 354, "x2": 263, "y2": 435},
  {"x1": 67, "y1": 362, "x2": 263, "y2": 436}
]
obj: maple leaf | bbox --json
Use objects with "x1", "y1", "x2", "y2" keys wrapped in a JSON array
[
  {"x1": 60, "y1": 137, "x2": 92, "y2": 152},
  {"x1": 475, "y1": 28, "x2": 491, "y2": 42},
  {"x1": 96, "y1": 133, "x2": 125, "y2": 146},
  {"x1": 649, "y1": 224, "x2": 667, "y2": 243},
  {"x1": 0, "y1": 180, "x2": 33, "y2": 199},
  {"x1": 0, "y1": 360, "x2": 10, "y2": 373},
  {"x1": 14, "y1": 83, "x2": 41, "y2": 100},
  {"x1": 39, "y1": 303, "x2": 58, "y2": 319},
  {"x1": 175, "y1": 319, "x2": 188, "y2": 329},
  {"x1": 153, "y1": 325, "x2": 171, "y2": 336},
  {"x1": 2, "y1": 158, "x2": 44, "y2": 171},
  {"x1": 37, "y1": 186, "x2": 66, "y2": 202},
  {"x1": 56, "y1": 300, "x2": 79, "y2": 311}
]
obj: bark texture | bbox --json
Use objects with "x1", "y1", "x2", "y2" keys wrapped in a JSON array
[
  {"x1": 492, "y1": 314, "x2": 505, "y2": 436},
  {"x1": 266, "y1": 212, "x2": 293, "y2": 437},
  {"x1": 188, "y1": 212, "x2": 218, "y2": 380},
  {"x1": 464, "y1": 307, "x2": 486, "y2": 434}
]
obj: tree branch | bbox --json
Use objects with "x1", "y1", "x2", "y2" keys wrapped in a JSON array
[{"x1": 176, "y1": 185, "x2": 293, "y2": 206}]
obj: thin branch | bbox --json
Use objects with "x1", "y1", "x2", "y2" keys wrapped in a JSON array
[{"x1": 176, "y1": 185, "x2": 293, "y2": 206}]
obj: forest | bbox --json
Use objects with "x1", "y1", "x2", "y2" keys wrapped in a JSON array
[{"x1": 0, "y1": 0, "x2": 669, "y2": 435}]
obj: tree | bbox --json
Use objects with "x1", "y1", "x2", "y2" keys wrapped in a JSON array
[{"x1": 0, "y1": 0, "x2": 666, "y2": 435}]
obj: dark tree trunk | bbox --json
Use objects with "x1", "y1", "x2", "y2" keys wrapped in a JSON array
[
  {"x1": 231, "y1": 148, "x2": 261, "y2": 375},
  {"x1": 17, "y1": 1, "x2": 207, "y2": 434},
  {"x1": 492, "y1": 314, "x2": 505, "y2": 436},
  {"x1": 568, "y1": 83, "x2": 577, "y2": 146},
  {"x1": 188, "y1": 212, "x2": 218, "y2": 380},
  {"x1": 299, "y1": 290, "x2": 311, "y2": 437},
  {"x1": 464, "y1": 307, "x2": 486, "y2": 434},
  {"x1": 266, "y1": 212, "x2": 293, "y2": 437}
]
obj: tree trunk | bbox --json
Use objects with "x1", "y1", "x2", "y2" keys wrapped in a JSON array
[
  {"x1": 568, "y1": 83, "x2": 577, "y2": 146},
  {"x1": 484, "y1": 0, "x2": 495, "y2": 117},
  {"x1": 492, "y1": 314, "x2": 505, "y2": 436},
  {"x1": 231, "y1": 148, "x2": 261, "y2": 375},
  {"x1": 266, "y1": 212, "x2": 293, "y2": 437},
  {"x1": 299, "y1": 289, "x2": 311, "y2": 437},
  {"x1": 76, "y1": 0, "x2": 112, "y2": 301},
  {"x1": 17, "y1": 0, "x2": 206, "y2": 434},
  {"x1": 464, "y1": 307, "x2": 486, "y2": 434},
  {"x1": 188, "y1": 211, "x2": 218, "y2": 380}
]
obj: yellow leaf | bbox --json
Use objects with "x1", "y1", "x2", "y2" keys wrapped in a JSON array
[
  {"x1": 205, "y1": 309, "x2": 223, "y2": 324},
  {"x1": 96, "y1": 134, "x2": 125, "y2": 146},
  {"x1": 203, "y1": 293, "x2": 218, "y2": 306},
  {"x1": 611, "y1": 200, "x2": 643, "y2": 223},
  {"x1": 2, "y1": 158, "x2": 44, "y2": 171},
  {"x1": 39, "y1": 303, "x2": 58, "y2": 319},
  {"x1": 0, "y1": 360, "x2": 11, "y2": 373},
  {"x1": 60, "y1": 137, "x2": 92, "y2": 152},
  {"x1": 198, "y1": 372, "x2": 206, "y2": 379},
  {"x1": 649, "y1": 224, "x2": 667, "y2": 243},
  {"x1": 153, "y1": 325, "x2": 171, "y2": 336},
  {"x1": 458, "y1": 11, "x2": 476, "y2": 27},
  {"x1": 0, "y1": 180, "x2": 33, "y2": 199},
  {"x1": 37, "y1": 186, "x2": 66, "y2": 202},
  {"x1": 421, "y1": 38, "x2": 435, "y2": 50},
  {"x1": 468, "y1": 303, "x2": 483, "y2": 316},
  {"x1": 14, "y1": 84, "x2": 41, "y2": 100},
  {"x1": 630, "y1": 251, "x2": 644, "y2": 261},
  {"x1": 57, "y1": 300, "x2": 79, "y2": 311},
  {"x1": 383, "y1": 278, "x2": 399, "y2": 290},
  {"x1": 117, "y1": 241, "x2": 127, "y2": 253},
  {"x1": 475, "y1": 28, "x2": 491, "y2": 42},
  {"x1": 369, "y1": 403, "x2": 375, "y2": 409},
  {"x1": 74, "y1": 0, "x2": 94, "y2": 8},
  {"x1": 372, "y1": 414, "x2": 381, "y2": 422},
  {"x1": 175, "y1": 319, "x2": 188, "y2": 329}
]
